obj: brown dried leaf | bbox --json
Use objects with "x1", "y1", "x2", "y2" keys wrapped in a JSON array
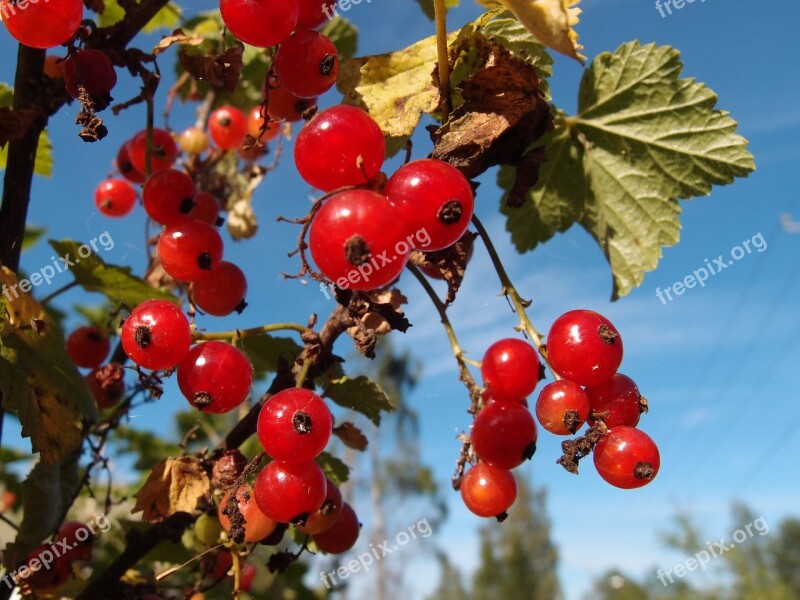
[
  {"x1": 333, "y1": 422, "x2": 369, "y2": 452},
  {"x1": 413, "y1": 231, "x2": 477, "y2": 304},
  {"x1": 132, "y1": 456, "x2": 211, "y2": 523},
  {"x1": 179, "y1": 43, "x2": 244, "y2": 92},
  {"x1": 153, "y1": 29, "x2": 205, "y2": 56}
]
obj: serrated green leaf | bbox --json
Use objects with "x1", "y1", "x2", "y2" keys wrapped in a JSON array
[
  {"x1": 502, "y1": 41, "x2": 754, "y2": 298},
  {"x1": 324, "y1": 375, "x2": 395, "y2": 426},
  {"x1": 315, "y1": 451, "x2": 349, "y2": 485},
  {"x1": 48, "y1": 239, "x2": 179, "y2": 308},
  {"x1": 240, "y1": 335, "x2": 303, "y2": 380},
  {"x1": 413, "y1": 0, "x2": 459, "y2": 20},
  {"x1": 320, "y1": 17, "x2": 358, "y2": 62}
]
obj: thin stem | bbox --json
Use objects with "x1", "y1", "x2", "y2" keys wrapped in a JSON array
[
  {"x1": 471, "y1": 215, "x2": 559, "y2": 379},
  {"x1": 192, "y1": 322, "x2": 308, "y2": 342},
  {"x1": 156, "y1": 543, "x2": 223, "y2": 581},
  {"x1": 295, "y1": 357, "x2": 313, "y2": 388},
  {"x1": 433, "y1": 0, "x2": 452, "y2": 120},
  {"x1": 39, "y1": 280, "x2": 78, "y2": 305},
  {"x1": 0, "y1": 513, "x2": 19, "y2": 532},
  {"x1": 144, "y1": 96, "x2": 155, "y2": 178}
]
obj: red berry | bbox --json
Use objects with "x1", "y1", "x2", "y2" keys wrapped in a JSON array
[
  {"x1": 460, "y1": 463, "x2": 516, "y2": 518},
  {"x1": 470, "y1": 401, "x2": 537, "y2": 470},
  {"x1": 191, "y1": 261, "x2": 248, "y2": 317},
  {"x1": 66, "y1": 326, "x2": 110, "y2": 369},
  {"x1": 296, "y1": 0, "x2": 337, "y2": 28},
  {"x1": 266, "y1": 82, "x2": 316, "y2": 122},
  {"x1": 593, "y1": 427, "x2": 660, "y2": 489},
  {"x1": 546, "y1": 309, "x2": 623, "y2": 386},
  {"x1": 480, "y1": 338, "x2": 540, "y2": 402},
  {"x1": 534, "y1": 380, "x2": 591, "y2": 435},
  {"x1": 219, "y1": 484, "x2": 277, "y2": 543},
  {"x1": 254, "y1": 460, "x2": 327, "y2": 524},
  {"x1": 274, "y1": 30, "x2": 339, "y2": 98},
  {"x1": 177, "y1": 342, "x2": 253, "y2": 414},
  {"x1": 192, "y1": 191, "x2": 221, "y2": 226},
  {"x1": 116, "y1": 141, "x2": 146, "y2": 184},
  {"x1": 86, "y1": 365, "x2": 125, "y2": 409},
  {"x1": 21, "y1": 544, "x2": 70, "y2": 589},
  {"x1": 63, "y1": 49, "x2": 117, "y2": 98},
  {"x1": 385, "y1": 159, "x2": 474, "y2": 251},
  {"x1": 142, "y1": 169, "x2": 197, "y2": 226},
  {"x1": 257, "y1": 388, "x2": 333, "y2": 462},
  {"x1": 128, "y1": 128, "x2": 179, "y2": 174},
  {"x1": 240, "y1": 562, "x2": 257, "y2": 592},
  {"x1": 0, "y1": 0, "x2": 82, "y2": 49},
  {"x1": 94, "y1": 178, "x2": 137, "y2": 218},
  {"x1": 178, "y1": 127, "x2": 210, "y2": 155},
  {"x1": 294, "y1": 105, "x2": 385, "y2": 191},
  {"x1": 297, "y1": 478, "x2": 343, "y2": 534},
  {"x1": 309, "y1": 190, "x2": 410, "y2": 291},
  {"x1": 55, "y1": 521, "x2": 94, "y2": 562},
  {"x1": 312, "y1": 502, "x2": 360, "y2": 554},
  {"x1": 158, "y1": 220, "x2": 224, "y2": 282},
  {"x1": 585, "y1": 373, "x2": 643, "y2": 429},
  {"x1": 246, "y1": 106, "x2": 280, "y2": 143},
  {"x1": 220, "y1": 0, "x2": 298, "y2": 47},
  {"x1": 120, "y1": 299, "x2": 191, "y2": 370},
  {"x1": 208, "y1": 105, "x2": 249, "y2": 151}
]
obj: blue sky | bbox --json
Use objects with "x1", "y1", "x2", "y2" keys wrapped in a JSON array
[{"x1": 2, "y1": 0, "x2": 800, "y2": 598}]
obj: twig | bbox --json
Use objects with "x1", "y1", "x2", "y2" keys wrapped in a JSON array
[{"x1": 433, "y1": 0, "x2": 452, "y2": 120}]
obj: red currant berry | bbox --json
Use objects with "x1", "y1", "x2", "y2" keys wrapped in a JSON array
[
  {"x1": 142, "y1": 169, "x2": 197, "y2": 226},
  {"x1": 385, "y1": 159, "x2": 474, "y2": 251},
  {"x1": 63, "y1": 49, "x2": 117, "y2": 98},
  {"x1": 22, "y1": 544, "x2": 70, "y2": 589},
  {"x1": 178, "y1": 127, "x2": 209, "y2": 155},
  {"x1": 129, "y1": 128, "x2": 179, "y2": 174},
  {"x1": 86, "y1": 364, "x2": 125, "y2": 409},
  {"x1": 297, "y1": 478, "x2": 343, "y2": 534},
  {"x1": 460, "y1": 463, "x2": 516, "y2": 519},
  {"x1": 191, "y1": 261, "x2": 248, "y2": 316},
  {"x1": 56, "y1": 520, "x2": 94, "y2": 562},
  {"x1": 294, "y1": 105, "x2": 385, "y2": 191},
  {"x1": 309, "y1": 190, "x2": 410, "y2": 290},
  {"x1": 593, "y1": 426, "x2": 660, "y2": 489},
  {"x1": 266, "y1": 83, "x2": 316, "y2": 122},
  {"x1": 546, "y1": 309, "x2": 623, "y2": 386},
  {"x1": 1, "y1": 0, "x2": 82, "y2": 49},
  {"x1": 94, "y1": 178, "x2": 137, "y2": 218},
  {"x1": 585, "y1": 373, "x2": 644, "y2": 429},
  {"x1": 158, "y1": 220, "x2": 224, "y2": 282},
  {"x1": 312, "y1": 502, "x2": 360, "y2": 554},
  {"x1": 296, "y1": 0, "x2": 337, "y2": 28},
  {"x1": 246, "y1": 106, "x2": 280, "y2": 143},
  {"x1": 120, "y1": 299, "x2": 191, "y2": 370},
  {"x1": 257, "y1": 388, "x2": 333, "y2": 462},
  {"x1": 471, "y1": 401, "x2": 537, "y2": 470},
  {"x1": 534, "y1": 380, "x2": 591, "y2": 435},
  {"x1": 208, "y1": 105, "x2": 249, "y2": 151},
  {"x1": 177, "y1": 342, "x2": 253, "y2": 414},
  {"x1": 220, "y1": 0, "x2": 299, "y2": 47},
  {"x1": 66, "y1": 326, "x2": 110, "y2": 368},
  {"x1": 192, "y1": 191, "x2": 221, "y2": 226},
  {"x1": 219, "y1": 484, "x2": 277, "y2": 543},
  {"x1": 274, "y1": 30, "x2": 339, "y2": 98},
  {"x1": 254, "y1": 460, "x2": 327, "y2": 524},
  {"x1": 116, "y1": 141, "x2": 146, "y2": 184},
  {"x1": 480, "y1": 338, "x2": 540, "y2": 402}
]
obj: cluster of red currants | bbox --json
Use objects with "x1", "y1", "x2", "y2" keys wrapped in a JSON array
[
  {"x1": 17, "y1": 521, "x2": 95, "y2": 591},
  {"x1": 65, "y1": 325, "x2": 124, "y2": 409},
  {"x1": 295, "y1": 105, "x2": 475, "y2": 290}
]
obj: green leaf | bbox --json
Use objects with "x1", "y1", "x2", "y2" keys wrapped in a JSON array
[
  {"x1": 48, "y1": 239, "x2": 179, "y2": 308},
  {"x1": 502, "y1": 41, "x2": 755, "y2": 298},
  {"x1": 320, "y1": 17, "x2": 358, "y2": 62},
  {"x1": 0, "y1": 83, "x2": 53, "y2": 177},
  {"x1": 315, "y1": 451, "x2": 349, "y2": 485},
  {"x1": 240, "y1": 335, "x2": 303, "y2": 380},
  {"x1": 413, "y1": 0, "x2": 459, "y2": 20},
  {"x1": 22, "y1": 226, "x2": 46, "y2": 251},
  {"x1": 324, "y1": 375, "x2": 395, "y2": 426},
  {"x1": 98, "y1": 0, "x2": 180, "y2": 31}
]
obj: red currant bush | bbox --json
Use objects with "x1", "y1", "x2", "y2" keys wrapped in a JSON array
[
  {"x1": 128, "y1": 128, "x2": 179, "y2": 174},
  {"x1": 460, "y1": 463, "x2": 516, "y2": 519},
  {"x1": 297, "y1": 478, "x2": 343, "y2": 534},
  {"x1": 191, "y1": 261, "x2": 248, "y2": 316},
  {"x1": 309, "y1": 190, "x2": 410, "y2": 291},
  {"x1": 385, "y1": 159, "x2": 475, "y2": 251},
  {"x1": 480, "y1": 337, "x2": 541, "y2": 403},
  {"x1": 94, "y1": 178, "x2": 137, "y2": 218},
  {"x1": 294, "y1": 105, "x2": 385, "y2": 191},
  {"x1": 220, "y1": 0, "x2": 298, "y2": 47},
  {"x1": 593, "y1": 426, "x2": 660, "y2": 489},
  {"x1": 585, "y1": 373, "x2": 644, "y2": 429},
  {"x1": 535, "y1": 380, "x2": 591, "y2": 435},
  {"x1": 265, "y1": 83, "x2": 316, "y2": 122},
  {"x1": 471, "y1": 401, "x2": 538, "y2": 469},
  {"x1": 66, "y1": 326, "x2": 110, "y2": 368},
  {"x1": 177, "y1": 342, "x2": 252, "y2": 414},
  {"x1": 296, "y1": 0, "x2": 337, "y2": 28},
  {"x1": 120, "y1": 299, "x2": 191, "y2": 370},
  {"x1": 63, "y1": 49, "x2": 117, "y2": 98},
  {"x1": 219, "y1": 484, "x2": 277, "y2": 543},
  {"x1": 158, "y1": 220, "x2": 224, "y2": 282},
  {"x1": 254, "y1": 460, "x2": 327, "y2": 524},
  {"x1": 142, "y1": 169, "x2": 197, "y2": 226},
  {"x1": 208, "y1": 105, "x2": 249, "y2": 151},
  {"x1": 116, "y1": 141, "x2": 146, "y2": 184},
  {"x1": 274, "y1": 30, "x2": 339, "y2": 98},
  {"x1": 257, "y1": 388, "x2": 333, "y2": 462},
  {"x1": 546, "y1": 309, "x2": 623, "y2": 386},
  {"x1": 1, "y1": 0, "x2": 82, "y2": 49},
  {"x1": 312, "y1": 502, "x2": 360, "y2": 554}
]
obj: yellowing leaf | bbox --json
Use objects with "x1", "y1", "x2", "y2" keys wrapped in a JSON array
[{"x1": 132, "y1": 457, "x2": 211, "y2": 523}]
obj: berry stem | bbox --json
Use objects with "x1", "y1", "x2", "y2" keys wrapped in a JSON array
[
  {"x1": 433, "y1": 0, "x2": 452, "y2": 120},
  {"x1": 39, "y1": 280, "x2": 78, "y2": 304},
  {"x1": 295, "y1": 357, "x2": 313, "y2": 388},
  {"x1": 155, "y1": 542, "x2": 224, "y2": 581},
  {"x1": 192, "y1": 322, "x2": 309, "y2": 342},
  {"x1": 471, "y1": 215, "x2": 560, "y2": 380}
]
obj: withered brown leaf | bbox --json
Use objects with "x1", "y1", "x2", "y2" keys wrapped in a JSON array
[
  {"x1": 333, "y1": 422, "x2": 369, "y2": 452},
  {"x1": 132, "y1": 456, "x2": 211, "y2": 523}
]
